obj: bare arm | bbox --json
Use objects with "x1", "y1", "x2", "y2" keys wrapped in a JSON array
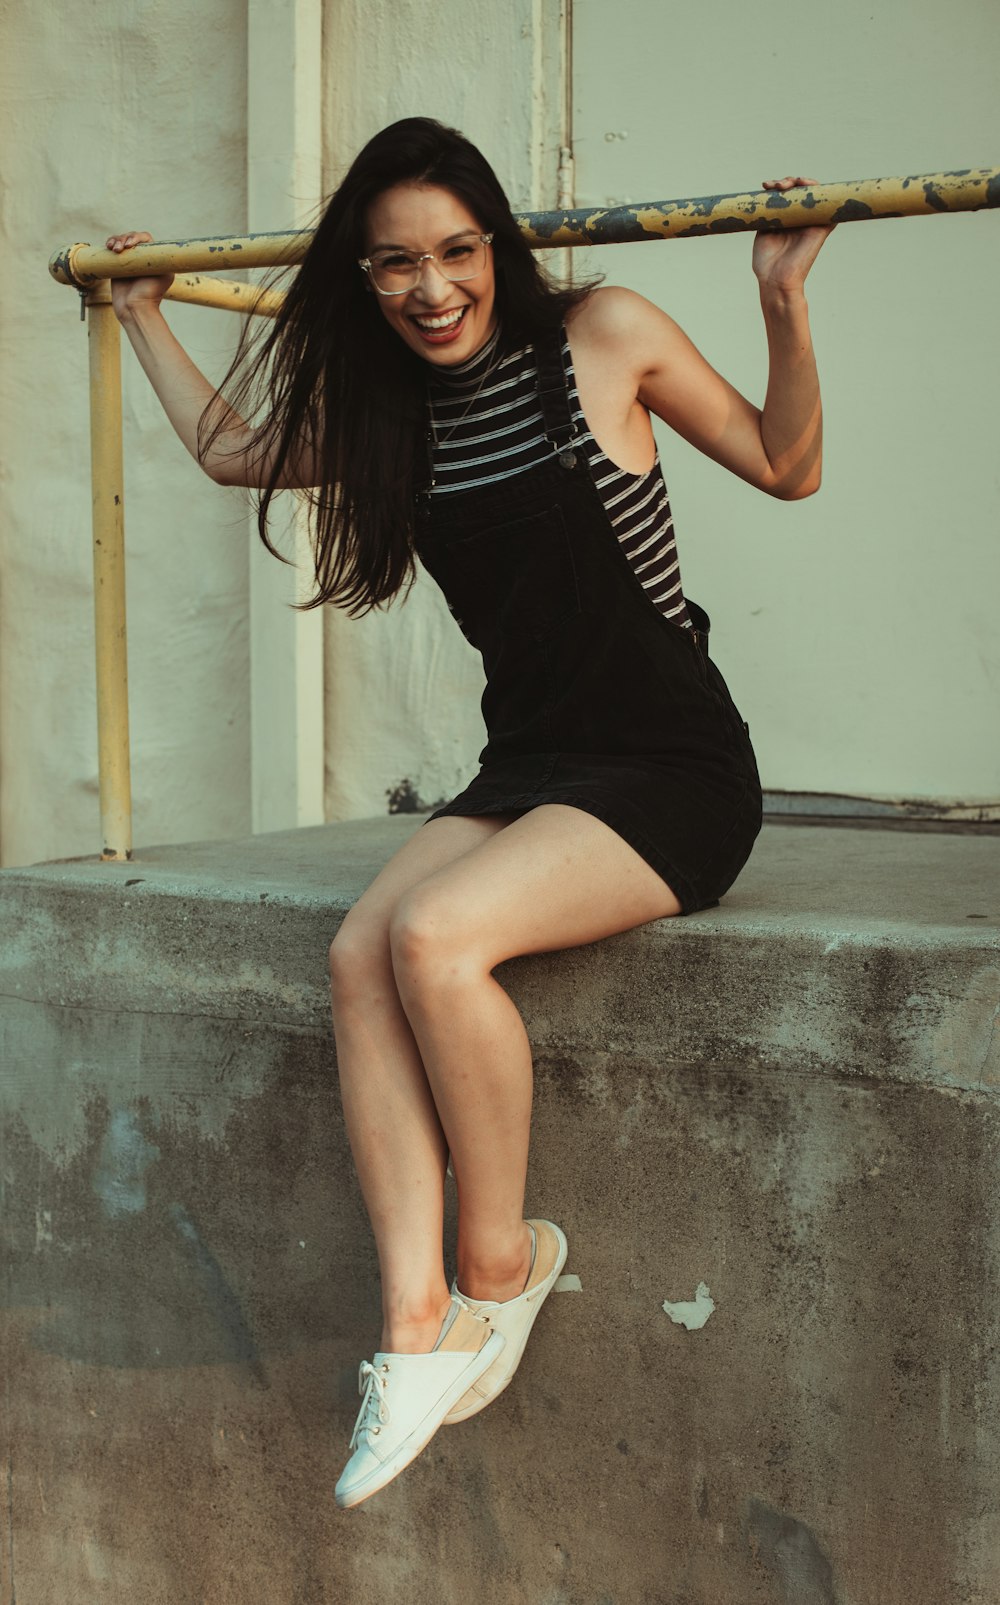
[
  {"x1": 106, "y1": 231, "x2": 320, "y2": 488},
  {"x1": 575, "y1": 178, "x2": 831, "y2": 501}
]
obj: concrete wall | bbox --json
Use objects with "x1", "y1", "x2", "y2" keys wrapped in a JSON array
[
  {"x1": 320, "y1": 0, "x2": 571, "y2": 822},
  {"x1": 0, "y1": 0, "x2": 568, "y2": 864},
  {"x1": 2, "y1": 819, "x2": 999, "y2": 1601},
  {"x1": 0, "y1": 0, "x2": 252, "y2": 868},
  {"x1": 571, "y1": 0, "x2": 1000, "y2": 806},
  {"x1": 321, "y1": 0, "x2": 1000, "y2": 822}
]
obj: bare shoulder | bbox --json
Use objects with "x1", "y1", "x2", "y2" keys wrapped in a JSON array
[{"x1": 567, "y1": 285, "x2": 685, "y2": 372}]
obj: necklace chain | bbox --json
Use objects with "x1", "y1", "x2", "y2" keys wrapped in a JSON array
[{"x1": 428, "y1": 325, "x2": 503, "y2": 453}]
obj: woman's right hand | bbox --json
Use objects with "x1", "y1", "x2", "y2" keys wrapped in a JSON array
[{"x1": 105, "y1": 232, "x2": 174, "y2": 319}]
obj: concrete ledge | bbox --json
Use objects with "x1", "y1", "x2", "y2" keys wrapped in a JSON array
[
  {"x1": 3, "y1": 818, "x2": 998, "y2": 1087},
  {"x1": 2, "y1": 819, "x2": 999, "y2": 1603}
]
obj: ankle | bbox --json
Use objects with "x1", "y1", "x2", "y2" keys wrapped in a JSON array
[
  {"x1": 380, "y1": 1292, "x2": 452, "y2": 1355},
  {"x1": 456, "y1": 1221, "x2": 534, "y2": 1303}
]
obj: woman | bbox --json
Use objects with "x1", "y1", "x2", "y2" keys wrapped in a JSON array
[{"x1": 107, "y1": 116, "x2": 830, "y2": 1509}]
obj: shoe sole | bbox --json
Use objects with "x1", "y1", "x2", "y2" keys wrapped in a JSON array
[
  {"x1": 335, "y1": 1329, "x2": 505, "y2": 1509},
  {"x1": 443, "y1": 1219, "x2": 568, "y2": 1424}
]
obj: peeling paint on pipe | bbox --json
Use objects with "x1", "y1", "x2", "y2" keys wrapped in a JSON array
[
  {"x1": 47, "y1": 168, "x2": 1000, "y2": 289},
  {"x1": 518, "y1": 168, "x2": 1000, "y2": 248}
]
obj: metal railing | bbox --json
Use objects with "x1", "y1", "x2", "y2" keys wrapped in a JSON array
[{"x1": 49, "y1": 168, "x2": 1000, "y2": 859}]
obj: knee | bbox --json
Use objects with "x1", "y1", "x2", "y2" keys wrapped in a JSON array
[
  {"x1": 328, "y1": 910, "x2": 391, "y2": 1009},
  {"x1": 389, "y1": 885, "x2": 472, "y2": 993}
]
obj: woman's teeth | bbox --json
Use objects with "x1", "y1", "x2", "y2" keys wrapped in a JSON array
[{"x1": 413, "y1": 308, "x2": 466, "y2": 331}]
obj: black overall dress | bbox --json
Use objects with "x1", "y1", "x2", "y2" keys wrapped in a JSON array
[{"x1": 415, "y1": 328, "x2": 763, "y2": 915}]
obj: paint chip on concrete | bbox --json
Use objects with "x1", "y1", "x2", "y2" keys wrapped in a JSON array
[
  {"x1": 662, "y1": 1282, "x2": 715, "y2": 1330},
  {"x1": 555, "y1": 1274, "x2": 582, "y2": 1292}
]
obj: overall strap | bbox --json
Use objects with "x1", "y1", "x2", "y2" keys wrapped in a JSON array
[{"x1": 534, "y1": 327, "x2": 578, "y2": 455}]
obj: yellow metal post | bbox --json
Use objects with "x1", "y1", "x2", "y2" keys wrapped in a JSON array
[{"x1": 86, "y1": 282, "x2": 132, "y2": 861}]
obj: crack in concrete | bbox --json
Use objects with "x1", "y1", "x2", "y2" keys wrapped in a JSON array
[
  {"x1": 976, "y1": 998, "x2": 1000, "y2": 1091},
  {"x1": 0, "y1": 986, "x2": 328, "y2": 1031},
  {"x1": 4, "y1": 1452, "x2": 15, "y2": 1605},
  {"x1": 2, "y1": 1121, "x2": 15, "y2": 1605}
]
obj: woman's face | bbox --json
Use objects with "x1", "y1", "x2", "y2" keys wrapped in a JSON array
[{"x1": 363, "y1": 183, "x2": 497, "y2": 366}]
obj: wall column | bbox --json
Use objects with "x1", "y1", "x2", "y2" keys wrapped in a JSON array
[{"x1": 247, "y1": 0, "x2": 325, "y2": 832}]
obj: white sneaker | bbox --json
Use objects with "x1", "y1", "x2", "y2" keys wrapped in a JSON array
[
  {"x1": 334, "y1": 1300, "x2": 504, "y2": 1509},
  {"x1": 443, "y1": 1219, "x2": 568, "y2": 1424}
]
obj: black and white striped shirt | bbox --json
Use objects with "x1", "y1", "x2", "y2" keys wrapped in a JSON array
[{"x1": 427, "y1": 329, "x2": 691, "y2": 628}]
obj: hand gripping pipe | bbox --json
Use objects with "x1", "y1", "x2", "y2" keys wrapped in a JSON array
[{"x1": 47, "y1": 166, "x2": 999, "y2": 860}]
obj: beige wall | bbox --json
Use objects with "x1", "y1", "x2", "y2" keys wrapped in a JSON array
[
  {"x1": 573, "y1": 0, "x2": 1000, "y2": 807},
  {"x1": 320, "y1": 0, "x2": 571, "y2": 822},
  {"x1": 319, "y1": 0, "x2": 1000, "y2": 822},
  {"x1": 0, "y1": 0, "x2": 568, "y2": 864},
  {"x1": 2, "y1": 0, "x2": 997, "y2": 868},
  {"x1": 0, "y1": 0, "x2": 252, "y2": 867}
]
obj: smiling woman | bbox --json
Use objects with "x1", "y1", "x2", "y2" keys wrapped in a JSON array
[
  {"x1": 104, "y1": 114, "x2": 831, "y2": 1511},
  {"x1": 361, "y1": 189, "x2": 497, "y2": 361},
  {"x1": 357, "y1": 217, "x2": 495, "y2": 355}
]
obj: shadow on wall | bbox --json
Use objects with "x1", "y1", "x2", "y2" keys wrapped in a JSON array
[
  {"x1": 385, "y1": 777, "x2": 449, "y2": 815},
  {"x1": 744, "y1": 1497, "x2": 838, "y2": 1604}
]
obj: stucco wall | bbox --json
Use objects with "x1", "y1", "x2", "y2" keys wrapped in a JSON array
[
  {"x1": 3, "y1": 820, "x2": 999, "y2": 1600},
  {"x1": 319, "y1": 0, "x2": 1000, "y2": 822},
  {"x1": 2, "y1": 0, "x2": 997, "y2": 867},
  {"x1": 320, "y1": 0, "x2": 570, "y2": 821},
  {"x1": 571, "y1": 0, "x2": 1000, "y2": 806},
  {"x1": 0, "y1": 0, "x2": 251, "y2": 867}
]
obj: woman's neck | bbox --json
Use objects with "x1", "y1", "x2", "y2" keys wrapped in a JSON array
[{"x1": 428, "y1": 321, "x2": 503, "y2": 386}]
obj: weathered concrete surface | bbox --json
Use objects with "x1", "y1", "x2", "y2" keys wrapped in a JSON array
[{"x1": 1, "y1": 819, "x2": 999, "y2": 1604}]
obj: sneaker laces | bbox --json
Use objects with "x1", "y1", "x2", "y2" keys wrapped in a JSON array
[
  {"x1": 349, "y1": 1360, "x2": 391, "y2": 1450},
  {"x1": 450, "y1": 1292, "x2": 494, "y2": 1324},
  {"x1": 348, "y1": 1300, "x2": 494, "y2": 1451}
]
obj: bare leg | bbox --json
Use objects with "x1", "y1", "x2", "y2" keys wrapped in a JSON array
[
  {"x1": 332, "y1": 804, "x2": 681, "y2": 1355},
  {"x1": 329, "y1": 815, "x2": 511, "y2": 1353},
  {"x1": 388, "y1": 805, "x2": 682, "y2": 1299}
]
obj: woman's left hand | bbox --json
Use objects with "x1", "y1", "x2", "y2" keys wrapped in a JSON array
[{"x1": 752, "y1": 177, "x2": 833, "y2": 293}]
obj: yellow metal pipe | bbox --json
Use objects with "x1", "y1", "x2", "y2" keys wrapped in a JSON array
[
  {"x1": 51, "y1": 231, "x2": 308, "y2": 287},
  {"x1": 48, "y1": 168, "x2": 1000, "y2": 285},
  {"x1": 164, "y1": 273, "x2": 285, "y2": 317},
  {"x1": 517, "y1": 167, "x2": 1000, "y2": 248},
  {"x1": 86, "y1": 283, "x2": 132, "y2": 861}
]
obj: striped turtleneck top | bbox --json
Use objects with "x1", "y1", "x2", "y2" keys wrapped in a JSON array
[{"x1": 426, "y1": 327, "x2": 691, "y2": 628}]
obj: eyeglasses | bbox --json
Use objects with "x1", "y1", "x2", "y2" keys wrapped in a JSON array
[{"x1": 358, "y1": 233, "x2": 494, "y2": 296}]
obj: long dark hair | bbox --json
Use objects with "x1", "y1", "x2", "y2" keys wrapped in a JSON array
[{"x1": 201, "y1": 117, "x2": 596, "y2": 614}]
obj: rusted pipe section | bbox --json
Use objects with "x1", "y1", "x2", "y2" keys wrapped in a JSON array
[
  {"x1": 49, "y1": 230, "x2": 308, "y2": 288},
  {"x1": 516, "y1": 167, "x2": 1000, "y2": 246},
  {"x1": 85, "y1": 283, "x2": 132, "y2": 861},
  {"x1": 163, "y1": 274, "x2": 285, "y2": 317},
  {"x1": 49, "y1": 168, "x2": 1000, "y2": 287}
]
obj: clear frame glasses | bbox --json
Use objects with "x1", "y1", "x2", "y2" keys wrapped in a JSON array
[{"x1": 358, "y1": 232, "x2": 494, "y2": 296}]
